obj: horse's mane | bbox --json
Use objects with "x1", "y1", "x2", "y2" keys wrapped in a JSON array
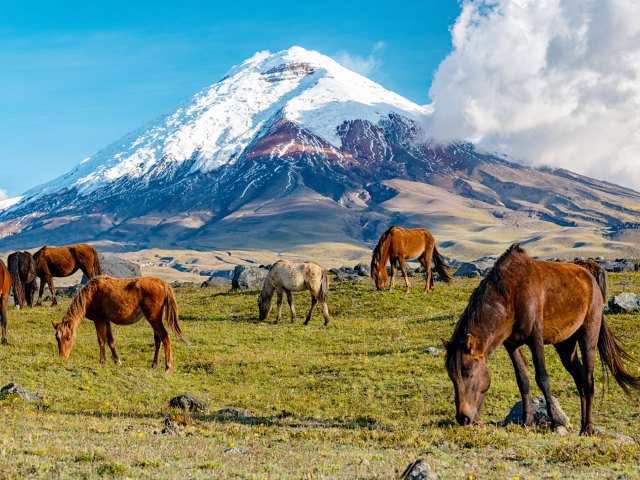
[
  {"x1": 59, "y1": 279, "x2": 99, "y2": 336},
  {"x1": 371, "y1": 226, "x2": 397, "y2": 270},
  {"x1": 445, "y1": 244, "x2": 527, "y2": 369}
]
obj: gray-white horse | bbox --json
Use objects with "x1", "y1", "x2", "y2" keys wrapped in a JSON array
[{"x1": 258, "y1": 260, "x2": 329, "y2": 325}]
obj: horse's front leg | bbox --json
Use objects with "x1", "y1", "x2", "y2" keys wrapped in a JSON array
[
  {"x1": 527, "y1": 327, "x2": 567, "y2": 434},
  {"x1": 94, "y1": 321, "x2": 107, "y2": 364},
  {"x1": 505, "y1": 344, "x2": 533, "y2": 427},
  {"x1": 105, "y1": 321, "x2": 121, "y2": 365},
  {"x1": 286, "y1": 290, "x2": 296, "y2": 323},
  {"x1": 389, "y1": 261, "x2": 396, "y2": 291},
  {"x1": 398, "y1": 258, "x2": 410, "y2": 293},
  {"x1": 275, "y1": 290, "x2": 284, "y2": 324}
]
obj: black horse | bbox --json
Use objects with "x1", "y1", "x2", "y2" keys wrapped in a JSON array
[{"x1": 8, "y1": 251, "x2": 37, "y2": 308}]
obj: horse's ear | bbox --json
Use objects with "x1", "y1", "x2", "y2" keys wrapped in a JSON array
[
  {"x1": 51, "y1": 320, "x2": 59, "y2": 329},
  {"x1": 465, "y1": 334, "x2": 476, "y2": 355},
  {"x1": 440, "y1": 338, "x2": 450, "y2": 350}
]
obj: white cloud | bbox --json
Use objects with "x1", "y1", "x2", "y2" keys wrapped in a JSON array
[
  {"x1": 425, "y1": 0, "x2": 640, "y2": 191},
  {"x1": 333, "y1": 42, "x2": 385, "y2": 77}
]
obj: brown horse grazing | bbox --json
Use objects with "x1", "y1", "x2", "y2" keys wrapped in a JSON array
[
  {"x1": 443, "y1": 244, "x2": 640, "y2": 435},
  {"x1": 0, "y1": 260, "x2": 12, "y2": 344},
  {"x1": 258, "y1": 260, "x2": 330, "y2": 325},
  {"x1": 8, "y1": 251, "x2": 37, "y2": 309},
  {"x1": 34, "y1": 244, "x2": 102, "y2": 306},
  {"x1": 52, "y1": 276, "x2": 187, "y2": 371},
  {"x1": 572, "y1": 259, "x2": 607, "y2": 300},
  {"x1": 371, "y1": 226, "x2": 451, "y2": 292}
]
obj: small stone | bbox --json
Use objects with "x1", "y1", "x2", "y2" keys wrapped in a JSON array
[
  {"x1": 0, "y1": 382, "x2": 40, "y2": 402},
  {"x1": 216, "y1": 408, "x2": 253, "y2": 418},
  {"x1": 399, "y1": 458, "x2": 439, "y2": 480},
  {"x1": 421, "y1": 347, "x2": 442, "y2": 356},
  {"x1": 502, "y1": 396, "x2": 570, "y2": 427},
  {"x1": 200, "y1": 277, "x2": 231, "y2": 288},
  {"x1": 169, "y1": 393, "x2": 208, "y2": 413},
  {"x1": 224, "y1": 447, "x2": 245, "y2": 455}
]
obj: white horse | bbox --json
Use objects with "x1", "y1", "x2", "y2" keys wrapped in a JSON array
[{"x1": 258, "y1": 260, "x2": 329, "y2": 325}]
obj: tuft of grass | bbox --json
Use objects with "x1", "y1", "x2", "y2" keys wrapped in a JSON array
[{"x1": 0, "y1": 274, "x2": 638, "y2": 478}]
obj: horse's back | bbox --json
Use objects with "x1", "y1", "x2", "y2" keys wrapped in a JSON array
[
  {"x1": 87, "y1": 276, "x2": 164, "y2": 323},
  {"x1": 268, "y1": 260, "x2": 325, "y2": 292}
]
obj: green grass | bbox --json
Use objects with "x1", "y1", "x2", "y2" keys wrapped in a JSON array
[{"x1": 1, "y1": 274, "x2": 639, "y2": 479}]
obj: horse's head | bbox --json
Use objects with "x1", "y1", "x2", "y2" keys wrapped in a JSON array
[
  {"x1": 371, "y1": 261, "x2": 388, "y2": 290},
  {"x1": 257, "y1": 293, "x2": 271, "y2": 321},
  {"x1": 442, "y1": 334, "x2": 491, "y2": 426},
  {"x1": 52, "y1": 320, "x2": 75, "y2": 358}
]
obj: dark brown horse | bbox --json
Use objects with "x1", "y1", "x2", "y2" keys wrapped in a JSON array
[
  {"x1": 572, "y1": 259, "x2": 607, "y2": 300},
  {"x1": 443, "y1": 244, "x2": 640, "y2": 435},
  {"x1": 371, "y1": 226, "x2": 451, "y2": 292},
  {"x1": 34, "y1": 244, "x2": 102, "y2": 306},
  {"x1": 0, "y1": 259, "x2": 12, "y2": 344},
  {"x1": 8, "y1": 251, "x2": 37, "y2": 308},
  {"x1": 52, "y1": 276, "x2": 187, "y2": 371}
]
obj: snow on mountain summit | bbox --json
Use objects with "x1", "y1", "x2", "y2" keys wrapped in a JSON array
[{"x1": 20, "y1": 46, "x2": 427, "y2": 203}]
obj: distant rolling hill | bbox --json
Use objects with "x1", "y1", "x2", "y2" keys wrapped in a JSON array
[{"x1": 1, "y1": 46, "x2": 639, "y2": 261}]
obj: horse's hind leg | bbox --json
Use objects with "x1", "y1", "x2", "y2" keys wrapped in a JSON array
[
  {"x1": 152, "y1": 322, "x2": 172, "y2": 372},
  {"x1": 398, "y1": 258, "x2": 410, "y2": 293},
  {"x1": 35, "y1": 276, "x2": 46, "y2": 307},
  {"x1": 554, "y1": 337, "x2": 588, "y2": 433},
  {"x1": 505, "y1": 344, "x2": 533, "y2": 426},
  {"x1": 578, "y1": 329, "x2": 598, "y2": 436},
  {"x1": 304, "y1": 296, "x2": 317, "y2": 325},
  {"x1": 151, "y1": 332, "x2": 161, "y2": 369},
  {"x1": 46, "y1": 275, "x2": 57, "y2": 306},
  {"x1": 1, "y1": 295, "x2": 8, "y2": 345},
  {"x1": 286, "y1": 290, "x2": 296, "y2": 323},
  {"x1": 527, "y1": 326, "x2": 567, "y2": 433},
  {"x1": 275, "y1": 289, "x2": 284, "y2": 324},
  {"x1": 105, "y1": 321, "x2": 121, "y2": 365},
  {"x1": 419, "y1": 252, "x2": 433, "y2": 293},
  {"x1": 321, "y1": 301, "x2": 329, "y2": 326}
]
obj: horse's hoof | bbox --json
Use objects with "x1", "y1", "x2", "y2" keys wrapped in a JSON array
[
  {"x1": 165, "y1": 366, "x2": 172, "y2": 373},
  {"x1": 554, "y1": 425, "x2": 569, "y2": 436},
  {"x1": 114, "y1": 359, "x2": 122, "y2": 366},
  {"x1": 579, "y1": 426, "x2": 595, "y2": 436},
  {"x1": 151, "y1": 362, "x2": 157, "y2": 369},
  {"x1": 1, "y1": 338, "x2": 8, "y2": 345}
]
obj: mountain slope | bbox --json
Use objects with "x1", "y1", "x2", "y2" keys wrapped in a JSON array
[{"x1": 1, "y1": 46, "x2": 639, "y2": 260}]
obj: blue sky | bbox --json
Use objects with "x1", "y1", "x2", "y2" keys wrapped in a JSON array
[{"x1": 0, "y1": 0, "x2": 461, "y2": 197}]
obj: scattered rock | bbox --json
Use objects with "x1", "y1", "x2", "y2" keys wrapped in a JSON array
[
  {"x1": 55, "y1": 285, "x2": 83, "y2": 298},
  {"x1": 420, "y1": 347, "x2": 442, "y2": 356},
  {"x1": 200, "y1": 276, "x2": 232, "y2": 288},
  {"x1": 216, "y1": 407, "x2": 253, "y2": 418},
  {"x1": 399, "y1": 458, "x2": 439, "y2": 480},
  {"x1": 224, "y1": 447, "x2": 247, "y2": 455},
  {"x1": 453, "y1": 257, "x2": 496, "y2": 278},
  {"x1": 172, "y1": 281, "x2": 198, "y2": 288},
  {"x1": 354, "y1": 262, "x2": 371, "y2": 277},
  {"x1": 600, "y1": 259, "x2": 636, "y2": 273},
  {"x1": 169, "y1": 393, "x2": 209, "y2": 413},
  {"x1": 594, "y1": 428, "x2": 635, "y2": 443},
  {"x1": 608, "y1": 292, "x2": 640, "y2": 313},
  {"x1": 231, "y1": 265, "x2": 269, "y2": 290},
  {"x1": 333, "y1": 272, "x2": 370, "y2": 284},
  {"x1": 0, "y1": 382, "x2": 40, "y2": 402},
  {"x1": 81, "y1": 254, "x2": 142, "y2": 283},
  {"x1": 162, "y1": 413, "x2": 201, "y2": 435},
  {"x1": 502, "y1": 396, "x2": 570, "y2": 427}
]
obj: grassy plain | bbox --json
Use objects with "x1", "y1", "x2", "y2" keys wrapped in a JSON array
[{"x1": 0, "y1": 273, "x2": 639, "y2": 479}]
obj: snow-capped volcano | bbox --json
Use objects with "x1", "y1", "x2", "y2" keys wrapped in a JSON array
[{"x1": 2, "y1": 46, "x2": 640, "y2": 260}]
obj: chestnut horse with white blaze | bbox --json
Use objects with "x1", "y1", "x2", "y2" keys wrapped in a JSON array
[
  {"x1": 371, "y1": 226, "x2": 451, "y2": 292},
  {"x1": 52, "y1": 276, "x2": 187, "y2": 371},
  {"x1": 34, "y1": 244, "x2": 102, "y2": 306},
  {"x1": 443, "y1": 244, "x2": 640, "y2": 435},
  {"x1": 0, "y1": 259, "x2": 12, "y2": 344},
  {"x1": 258, "y1": 260, "x2": 329, "y2": 325}
]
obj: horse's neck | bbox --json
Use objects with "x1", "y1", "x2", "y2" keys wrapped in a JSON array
[
  {"x1": 261, "y1": 280, "x2": 275, "y2": 300},
  {"x1": 468, "y1": 306, "x2": 514, "y2": 359}
]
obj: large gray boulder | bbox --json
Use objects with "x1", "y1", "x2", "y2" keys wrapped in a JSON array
[
  {"x1": 502, "y1": 395, "x2": 570, "y2": 427},
  {"x1": 600, "y1": 259, "x2": 636, "y2": 273},
  {"x1": 608, "y1": 292, "x2": 640, "y2": 313},
  {"x1": 82, "y1": 253, "x2": 142, "y2": 283},
  {"x1": 453, "y1": 257, "x2": 496, "y2": 278},
  {"x1": 353, "y1": 263, "x2": 371, "y2": 277},
  {"x1": 232, "y1": 265, "x2": 269, "y2": 290}
]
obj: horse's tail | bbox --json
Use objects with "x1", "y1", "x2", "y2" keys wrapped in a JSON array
[
  {"x1": 318, "y1": 269, "x2": 329, "y2": 303},
  {"x1": 164, "y1": 283, "x2": 188, "y2": 344},
  {"x1": 593, "y1": 265, "x2": 608, "y2": 301},
  {"x1": 432, "y1": 245, "x2": 452, "y2": 283},
  {"x1": 371, "y1": 226, "x2": 395, "y2": 279},
  {"x1": 8, "y1": 254, "x2": 25, "y2": 308},
  {"x1": 598, "y1": 316, "x2": 640, "y2": 396},
  {"x1": 92, "y1": 249, "x2": 103, "y2": 277}
]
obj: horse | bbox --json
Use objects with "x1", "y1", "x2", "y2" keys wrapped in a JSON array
[
  {"x1": 52, "y1": 276, "x2": 187, "y2": 371},
  {"x1": 442, "y1": 244, "x2": 640, "y2": 436},
  {"x1": 370, "y1": 226, "x2": 451, "y2": 292},
  {"x1": 8, "y1": 251, "x2": 37, "y2": 309},
  {"x1": 258, "y1": 260, "x2": 330, "y2": 325},
  {"x1": 572, "y1": 259, "x2": 607, "y2": 300},
  {"x1": 34, "y1": 244, "x2": 102, "y2": 306},
  {"x1": 0, "y1": 259, "x2": 12, "y2": 344}
]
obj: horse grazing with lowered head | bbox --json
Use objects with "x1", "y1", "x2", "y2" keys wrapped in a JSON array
[
  {"x1": 34, "y1": 244, "x2": 102, "y2": 306},
  {"x1": 443, "y1": 244, "x2": 640, "y2": 436},
  {"x1": 8, "y1": 251, "x2": 37, "y2": 309},
  {"x1": 258, "y1": 260, "x2": 329, "y2": 325},
  {"x1": 371, "y1": 226, "x2": 451, "y2": 292},
  {"x1": 0, "y1": 259, "x2": 12, "y2": 344},
  {"x1": 52, "y1": 276, "x2": 187, "y2": 371}
]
